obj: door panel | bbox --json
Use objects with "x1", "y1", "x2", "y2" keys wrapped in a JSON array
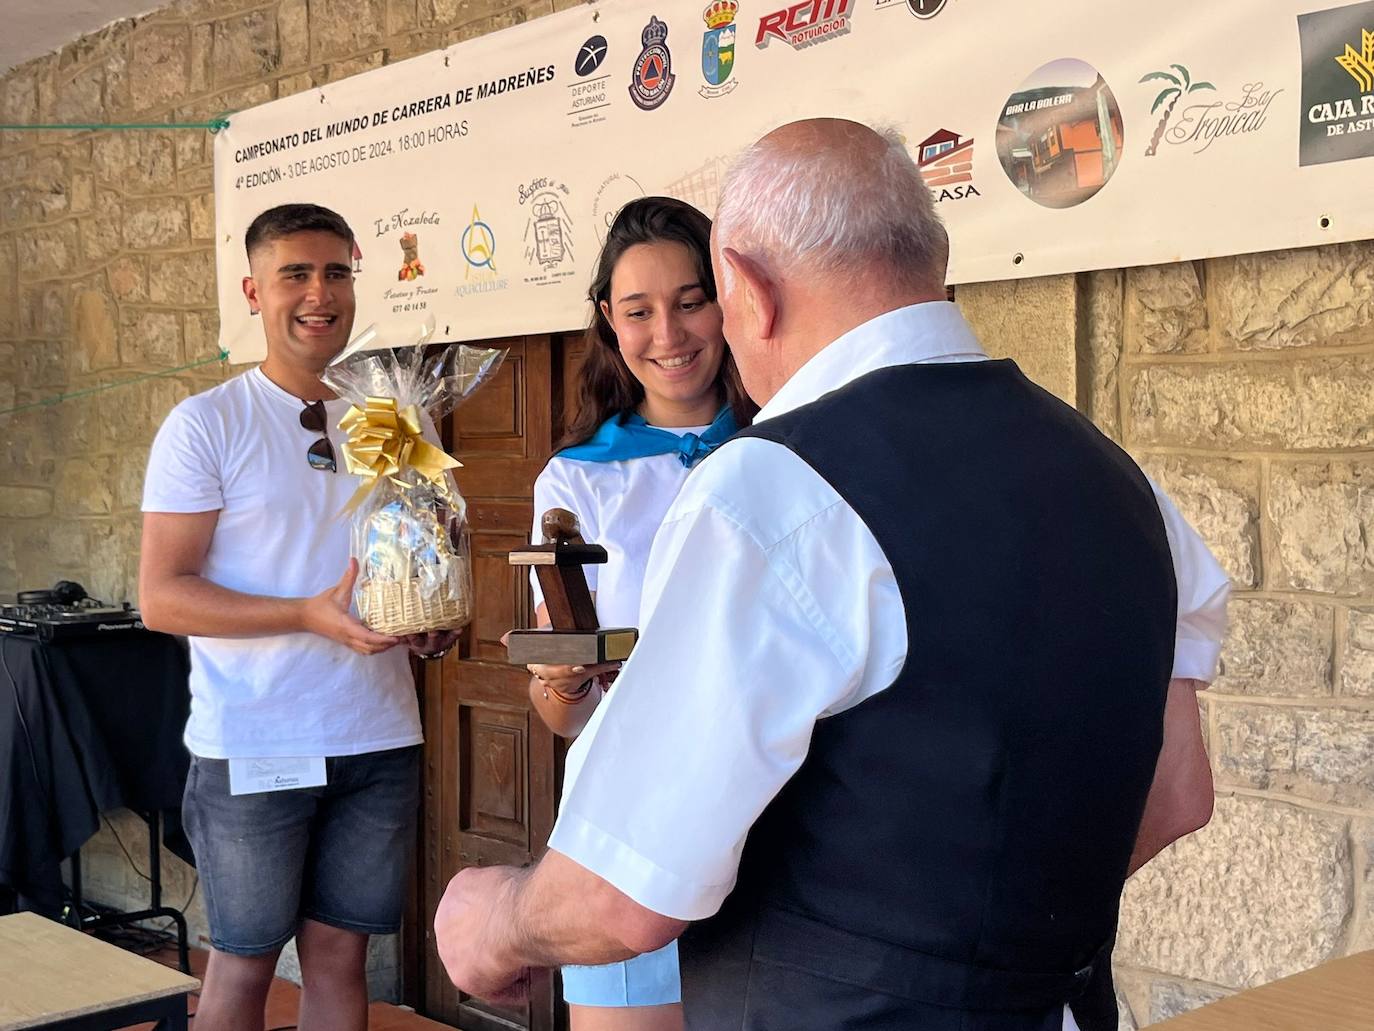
[{"x1": 416, "y1": 335, "x2": 571, "y2": 1031}]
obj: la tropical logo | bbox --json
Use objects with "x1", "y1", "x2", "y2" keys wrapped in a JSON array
[
  {"x1": 1137, "y1": 64, "x2": 1281, "y2": 157},
  {"x1": 1138, "y1": 64, "x2": 1214, "y2": 155}
]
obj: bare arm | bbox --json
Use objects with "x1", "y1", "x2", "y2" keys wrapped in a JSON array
[
  {"x1": 520, "y1": 602, "x2": 619, "y2": 739},
  {"x1": 139, "y1": 510, "x2": 400, "y2": 654},
  {"x1": 435, "y1": 849, "x2": 687, "y2": 1001},
  {"x1": 1127, "y1": 677, "x2": 1214, "y2": 876}
]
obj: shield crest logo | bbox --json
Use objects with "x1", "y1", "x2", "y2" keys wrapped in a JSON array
[
  {"x1": 700, "y1": 1, "x2": 738, "y2": 94},
  {"x1": 629, "y1": 15, "x2": 676, "y2": 109}
]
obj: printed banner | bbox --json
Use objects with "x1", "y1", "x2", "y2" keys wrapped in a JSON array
[{"x1": 214, "y1": 0, "x2": 1374, "y2": 360}]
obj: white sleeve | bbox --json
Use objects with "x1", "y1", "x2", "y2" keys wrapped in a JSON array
[
  {"x1": 141, "y1": 402, "x2": 223, "y2": 514},
  {"x1": 1150, "y1": 480, "x2": 1231, "y2": 683},
  {"x1": 547, "y1": 492, "x2": 860, "y2": 921},
  {"x1": 529, "y1": 459, "x2": 601, "y2": 612}
]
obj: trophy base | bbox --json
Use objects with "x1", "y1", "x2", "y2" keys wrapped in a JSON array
[{"x1": 506, "y1": 627, "x2": 637, "y2": 666}]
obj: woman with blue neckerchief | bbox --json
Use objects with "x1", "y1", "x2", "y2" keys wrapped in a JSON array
[{"x1": 523, "y1": 196, "x2": 755, "y2": 1031}]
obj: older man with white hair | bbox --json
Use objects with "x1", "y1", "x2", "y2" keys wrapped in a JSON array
[{"x1": 434, "y1": 119, "x2": 1229, "y2": 1031}]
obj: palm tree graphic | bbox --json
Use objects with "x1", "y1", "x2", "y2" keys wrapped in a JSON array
[{"x1": 1139, "y1": 64, "x2": 1215, "y2": 156}]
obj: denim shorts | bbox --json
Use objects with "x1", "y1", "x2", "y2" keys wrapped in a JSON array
[
  {"x1": 182, "y1": 745, "x2": 420, "y2": 956},
  {"x1": 562, "y1": 940, "x2": 681, "y2": 1007}
]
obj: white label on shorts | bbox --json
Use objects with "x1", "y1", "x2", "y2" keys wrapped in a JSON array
[{"x1": 228, "y1": 756, "x2": 327, "y2": 795}]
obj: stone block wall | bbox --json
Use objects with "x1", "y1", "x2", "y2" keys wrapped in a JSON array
[
  {"x1": 1, "y1": 0, "x2": 1371, "y2": 1020},
  {"x1": 0, "y1": 0, "x2": 573, "y2": 1001},
  {"x1": 960, "y1": 246, "x2": 1374, "y2": 1026},
  {"x1": 0, "y1": 0, "x2": 575, "y2": 604}
]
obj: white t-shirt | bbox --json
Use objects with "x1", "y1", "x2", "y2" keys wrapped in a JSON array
[
  {"x1": 142, "y1": 367, "x2": 421, "y2": 759},
  {"x1": 530, "y1": 437, "x2": 708, "y2": 631}
]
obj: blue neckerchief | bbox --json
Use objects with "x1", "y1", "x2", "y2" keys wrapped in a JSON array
[{"x1": 557, "y1": 406, "x2": 738, "y2": 468}]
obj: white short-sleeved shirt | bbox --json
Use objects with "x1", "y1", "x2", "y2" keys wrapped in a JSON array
[
  {"x1": 142, "y1": 367, "x2": 421, "y2": 759},
  {"x1": 548, "y1": 303, "x2": 1231, "y2": 1029},
  {"x1": 530, "y1": 438, "x2": 708, "y2": 633}
]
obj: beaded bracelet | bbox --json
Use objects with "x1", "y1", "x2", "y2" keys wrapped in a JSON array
[{"x1": 544, "y1": 677, "x2": 594, "y2": 704}]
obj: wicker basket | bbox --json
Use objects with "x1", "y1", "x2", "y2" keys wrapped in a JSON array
[{"x1": 357, "y1": 569, "x2": 472, "y2": 636}]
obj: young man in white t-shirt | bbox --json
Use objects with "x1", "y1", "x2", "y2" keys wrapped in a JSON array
[{"x1": 139, "y1": 204, "x2": 455, "y2": 1031}]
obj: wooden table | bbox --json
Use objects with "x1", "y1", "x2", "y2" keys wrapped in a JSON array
[
  {"x1": 1150, "y1": 950, "x2": 1374, "y2": 1029},
  {"x1": 0, "y1": 912, "x2": 199, "y2": 1030}
]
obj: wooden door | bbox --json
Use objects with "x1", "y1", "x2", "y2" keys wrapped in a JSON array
[{"x1": 414, "y1": 333, "x2": 584, "y2": 1030}]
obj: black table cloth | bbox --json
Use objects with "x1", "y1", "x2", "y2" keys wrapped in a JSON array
[{"x1": 0, "y1": 631, "x2": 192, "y2": 916}]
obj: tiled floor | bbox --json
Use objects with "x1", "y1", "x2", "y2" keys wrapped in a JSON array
[{"x1": 118, "y1": 944, "x2": 455, "y2": 1030}]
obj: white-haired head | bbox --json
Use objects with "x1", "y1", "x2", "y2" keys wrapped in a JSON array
[{"x1": 714, "y1": 119, "x2": 948, "y2": 292}]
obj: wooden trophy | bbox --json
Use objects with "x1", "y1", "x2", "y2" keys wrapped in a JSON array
[{"x1": 505, "y1": 508, "x2": 637, "y2": 666}]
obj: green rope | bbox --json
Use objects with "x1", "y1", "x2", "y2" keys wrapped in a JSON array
[
  {"x1": 0, "y1": 350, "x2": 231, "y2": 418},
  {"x1": 0, "y1": 118, "x2": 229, "y2": 131}
]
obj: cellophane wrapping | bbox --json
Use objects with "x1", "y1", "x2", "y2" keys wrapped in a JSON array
[{"x1": 321, "y1": 338, "x2": 505, "y2": 635}]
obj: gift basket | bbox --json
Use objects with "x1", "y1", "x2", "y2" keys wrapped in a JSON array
[{"x1": 321, "y1": 322, "x2": 505, "y2": 635}]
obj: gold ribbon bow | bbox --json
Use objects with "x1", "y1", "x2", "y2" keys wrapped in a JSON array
[{"x1": 337, "y1": 396, "x2": 461, "y2": 513}]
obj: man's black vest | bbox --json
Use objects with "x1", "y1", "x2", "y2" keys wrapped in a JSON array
[{"x1": 678, "y1": 360, "x2": 1176, "y2": 1031}]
